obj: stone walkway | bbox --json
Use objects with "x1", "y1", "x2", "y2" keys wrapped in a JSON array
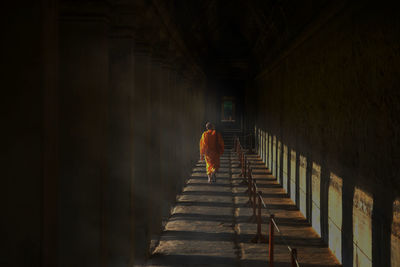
[{"x1": 146, "y1": 150, "x2": 341, "y2": 267}]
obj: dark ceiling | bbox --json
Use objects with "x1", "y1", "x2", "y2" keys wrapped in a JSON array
[{"x1": 164, "y1": 0, "x2": 332, "y2": 81}]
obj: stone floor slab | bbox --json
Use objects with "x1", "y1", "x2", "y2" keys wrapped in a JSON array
[{"x1": 147, "y1": 150, "x2": 341, "y2": 267}]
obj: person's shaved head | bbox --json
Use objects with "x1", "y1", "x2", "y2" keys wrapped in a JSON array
[{"x1": 206, "y1": 122, "x2": 214, "y2": 130}]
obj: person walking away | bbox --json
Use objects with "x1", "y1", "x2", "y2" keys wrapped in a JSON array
[{"x1": 199, "y1": 122, "x2": 224, "y2": 183}]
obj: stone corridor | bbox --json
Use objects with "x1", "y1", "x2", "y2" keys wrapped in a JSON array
[
  {"x1": 4, "y1": 1, "x2": 399, "y2": 266},
  {"x1": 146, "y1": 150, "x2": 340, "y2": 267}
]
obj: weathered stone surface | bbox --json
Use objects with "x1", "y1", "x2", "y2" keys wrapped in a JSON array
[
  {"x1": 147, "y1": 151, "x2": 340, "y2": 267},
  {"x1": 250, "y1": 3, "x2": 400, "y2": 266},
  {"x1": 147, "y1": 153, "x2": 237, "y2": 267}
]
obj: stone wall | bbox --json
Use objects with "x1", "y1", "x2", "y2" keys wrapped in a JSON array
[{"x1": 251, "y1": 2, "x2": 399, "y2": 266}]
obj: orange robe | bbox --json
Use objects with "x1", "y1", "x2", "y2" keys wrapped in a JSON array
[{"x1": 200, "y1": 130, "x2": 225, "y2": 175}]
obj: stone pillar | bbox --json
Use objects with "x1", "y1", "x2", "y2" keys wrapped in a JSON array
[
  {"x1": 180, "y1": 79, "x2": 190, "y2": 176},
  {"x1": 341, "y1": 179, "x2": 355, "y2": 266},
  {"x1": 371, "y1": 190, "x2": 392, "y2": 267},
  {"x1": 175, "y1": 74, "x2": 185, "y2": 189},
  {"x1": 277, "y1": 140, "x2": 282, "y2": 184},
  {"x1": 283, "y1": 145, "x2": 289, "y2": 192},
  {"x1": 311, "y1": 162, "x2": 322, "y2": 235},
  {"x1": 299, "y1": 154, "x2": 307, "y2": 216},
  {"x1": 391, "y1": 198, "x2": 400, "y2": 267},
  {"x1": 328, "y1": 173, "x2": 343, "y2": 263},
  {"x1": 170, "y1": 70, "x2": 183, "y2": 193},
  {"x1": 107, "y1": 29, "x2": 135, "y2": 266},
  {"x1": 158, "y1": 64, "x2": 168, "y2": 216},
  {"x1": 268, "y1": 135, "x2": 272, "y2": 170},
  {"x1": 2, "y1": 1, "x2": 58, "y2": 266},
  {"x1": 132, "y1": 47, "x2": 152, "y2": 262},
  {"x1": 42, "y1": 1, "x2": 59, "y2": 266},
  {"x1": 290, "y1": 149, "x2": 297, "y2": 202},
  {"x1": 320, "y1": 166, "x2": 330, "y2": 245},
  {"x1": 272, "y1": 136, "x2": 277, "y2": 177},
  {"x1": 264, "y1": 131, "x2": 268, "y2": 165},
  {"x1": 159, "y1": 65, "x2": 175, "y2": 210},
  {"x1": 59, "y1": 4, "x2": 109, "y2": 266},
  {"x1": 149, "y1": 59, "x2": 162, "y2": 236},
  {"x1": 197, "y1": 82, "x2": 206, "y2": 137},
  {"x1": 352, "y1": 187, "x2": 373, "y2": 267}
]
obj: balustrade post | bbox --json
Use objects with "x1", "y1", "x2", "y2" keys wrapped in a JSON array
[
  {"x1": 235, "y1": 138, "x2": 237, "y2": 153},
  {"x1": 241, "y1": 153, "x2": 245, "y2": 177},
  {"x1": 238, "y1": 143, "x2": 241, "y2": 167},
  {"x1": 252, "y1": 183, "x2": 257, "y2": 219},
  {"x1": 269, "y1": 214, "x2": 275, "y2": 267},
  {"x1": 247, "y1": 165, "x2": 252, "y2": 196},
  {"x1": 257, "y1": 191, "x2": 262, "y2": 237},
  {"x1": 291, "y1": 248, "x2": 297, "y2": 267},
  {"x1": 244, "y1": 157, "x2": 247, "y2": 180},
  {"x1": 251, "y1": 191, "x2": 266, "y2": 243},
  {"x1": 235, "y1": 138, "x2": 238, "y2": 153},
  {"x1": 249, "y1": 135, "x2": 254, "y2": 153}
]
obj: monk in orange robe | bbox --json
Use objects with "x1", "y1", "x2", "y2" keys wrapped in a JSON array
[{"x1": 200, "y1": 122, "x2": 224, "y2": 183}]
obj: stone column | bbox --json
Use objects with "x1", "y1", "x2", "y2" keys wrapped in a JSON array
[
  {"x1": 107, "y1": 28, "x2": 135, "y2": 266},
  {"x1": 159, "y1": 64, "x2": 174, "y2": 213},
  {"x1": 182, "y1": 79, "x2": 193, "y2": 175},
  {"x1": 2, "y1": 1, "x2": 58, "y2": 266},
  {"x1": 42, "y1": 1, "x2": 59, "y2": 266},
  {"x1": 149, "y1": 58, "x2": 162, "y2": 236},
  {"x1": 371, "y1": 189, "x2": 392, "y2": 267},
  {"x1": 59, "y1": 3, "x2": 109, "y2": 266},
  {"x1": 132, "y1": 47, "x2": 152, "y2": 262},
  {"x1": 169, "y1": 70, "x2": 182, "y2": 194},
  {"x1": 175, "y1": 74, "x2": 186, "y2": 188},
  {"x1": 204, "y1": 82, "x2": 219, "y2": 126},
  {"x1": 341, "y1": 179, "x2": 355, "y2": 266}
]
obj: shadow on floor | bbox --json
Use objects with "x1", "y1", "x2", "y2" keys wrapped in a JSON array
[
  {"x1": 186, "y1": 183, "x2": 232, "y2": 188},
  {"x1": 231, "y1": 192, "x2": 287, "y2": 198},
  {"x1": 249, "y1": 183, "x2": 283, "y2": 188},
  {"x1": 189, "y1": 176, "x2": 231, "y2": 181},
  {"x1": 148, "y1": 254, "x2": 340, "y2": 267},
  {"x1": 175, "y1": 201, "x2": 234, "y2": 208},
  {"x1": 169, "y1": 213, "x2": 233, "y2": 223},
  {"x1": 181, "y1": 190, "x2": 233, "y2": 197},
  {"x1": 161, "y1": 230, "x2": 235, "y2": 242},
  {"x1": 240, "y1": 259, "x2": 340, "y2": 267},
  {"x1": 148, "y1": 254, "x2": 237, "y2": 266},
  {"x1": 235, "y1": 231, "x2": 325, "y2": 247},
  {"x1": 235, "y1": 203, "x2": 298, "y2": 211},
  {"x1": 236, "y1": 215, "x2": 309, "y2": 227},
  {"x1": 191, "y1": 170, "x2": 230, "y2": 174}
]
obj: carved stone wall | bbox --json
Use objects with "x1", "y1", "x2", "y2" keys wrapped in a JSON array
[{"x1": 250, "y1": 2, "x2": 399, "y2": 265}]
